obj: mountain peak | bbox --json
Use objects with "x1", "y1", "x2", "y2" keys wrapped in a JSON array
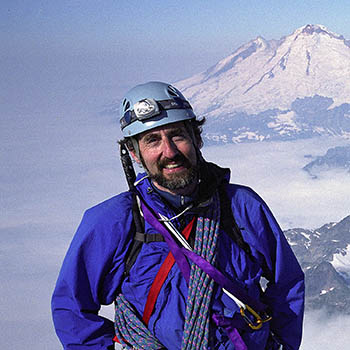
[
  {"x1": 292, "y1": 24, "x2": 345, "y2": 42},
  {"x1": 252, "y1": 35, "x2": 268, "y2": 46},
  {"x1": 300, "y1": 24, "x2": 329, "y2": 35},
  {"x1": 177, "y1": 24, "x2": 350, "y2": 119}
]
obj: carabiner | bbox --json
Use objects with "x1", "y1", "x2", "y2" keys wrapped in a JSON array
[{"x1": 240, "y1": 305, "x2": 272, "y2": 330}]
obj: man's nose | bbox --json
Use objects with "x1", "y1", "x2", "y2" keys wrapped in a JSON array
[{"x1": 162, "y1": 137, "x2": 178, "y2": 158}]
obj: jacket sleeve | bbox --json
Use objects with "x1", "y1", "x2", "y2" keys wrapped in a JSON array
[
  {"x1": 51, "y1": 199, "x2": 134, "y2": 349},
  {"x1": 237, "y1": 189, "x2": 305, "y2": 350}
]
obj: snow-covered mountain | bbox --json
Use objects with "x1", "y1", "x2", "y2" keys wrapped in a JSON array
[
  {"x1": 284, "y1": 215, "x2": 350, "y2": 314},
  {"x1": 176, "y1": 24, "x2": 350, "y2": 143}
]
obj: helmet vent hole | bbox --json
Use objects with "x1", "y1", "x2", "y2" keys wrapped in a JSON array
[
  {"x1": 167, "y1": 85, "x2": 180, "y2": 98},
  {"x1": 123, "y1": 100, "x2": 130, "y2": 111}
]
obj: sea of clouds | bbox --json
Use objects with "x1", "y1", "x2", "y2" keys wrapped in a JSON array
[
  {"x1": 203, "y1": 137, "x2": 350, "y2": 230},
  {"x1": 1, "y1": 88, "x2": 350, "y2": 348}
]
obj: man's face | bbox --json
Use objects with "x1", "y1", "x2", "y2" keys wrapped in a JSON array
[{"x1": 134, "y1": 122, "x2": 198, "y2": 195}]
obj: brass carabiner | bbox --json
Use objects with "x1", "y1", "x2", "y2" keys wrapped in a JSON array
[{"x1": 240, "y1": 305, "x2": 272, "y2": 330}]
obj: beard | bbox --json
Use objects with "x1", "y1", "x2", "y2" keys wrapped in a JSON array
[{"x1": 141, "y1": 153, "x2": 198, "y2": 191}]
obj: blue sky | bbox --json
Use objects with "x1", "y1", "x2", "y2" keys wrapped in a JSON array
[{"x1": 2, "y1": 0, "x2": 350, "y2": 111}]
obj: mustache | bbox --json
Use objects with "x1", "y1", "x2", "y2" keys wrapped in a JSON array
[{"x1": 157, "y1": 153, "x2": 191, "y2": 169}]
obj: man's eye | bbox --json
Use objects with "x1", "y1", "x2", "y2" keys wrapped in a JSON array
[
  {"x1": 173, "y1": 135, "x2": 184, "y2": 141},
  {"x1": 172, "y1": 133, "x2": 188, "y2": 141},
  {"x1": 145, "y1": 136, "x2": 159, "y2": 144}
]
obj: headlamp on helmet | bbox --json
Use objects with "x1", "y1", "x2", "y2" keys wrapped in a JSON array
[{"x1": 134, "y1": 98, "x2": 160, "y2": 120}]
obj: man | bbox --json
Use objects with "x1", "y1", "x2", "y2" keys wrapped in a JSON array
[{"x1": 52, "y1": 81, "x2": 304, "y2": 350}]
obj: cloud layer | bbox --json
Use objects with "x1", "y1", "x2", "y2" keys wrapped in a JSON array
[
  {"x1": 203, "y1": 137, "x2": 350, "y2": 230},
  {"x1": 2, "y1": 101, "x2": 350, "y2": 348}
]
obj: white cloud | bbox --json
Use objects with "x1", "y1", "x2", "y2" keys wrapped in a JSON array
[
  {"x1": 203, "y1": 137, "x2": 350, "y2": 229},
  {"x1": 301, "y1": 310, "x2": 350, "y2": 350}
]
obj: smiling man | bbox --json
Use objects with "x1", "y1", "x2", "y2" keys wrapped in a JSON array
[
  {"x1": 52, "y1": 82, "x2": 305, "y2": 350},
  {"x1": 132, "y1": 122, "x2": 199, "y2": 194}
]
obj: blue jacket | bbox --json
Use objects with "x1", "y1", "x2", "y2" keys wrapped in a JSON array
[{"x1": 51, "y1": 163, "x2": 304, "y2": 350}]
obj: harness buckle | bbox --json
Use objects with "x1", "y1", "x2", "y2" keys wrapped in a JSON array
[{"x1": 240, "y1": 305, "x2": 272, "y2": 330}]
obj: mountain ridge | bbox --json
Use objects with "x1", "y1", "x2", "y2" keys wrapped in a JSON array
[
  {"x1": 175, "y1": 24, "x2": 350, "y2": 144},
  {"x1": 284, "y1": 214, "x2": 350, "y2": 314},
  {"x1": 303, "y1": 145, "x2": 350, "y2": 178},
  {"x1": 177, "y1": 24, "x2": 350, "y2": 115}
]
